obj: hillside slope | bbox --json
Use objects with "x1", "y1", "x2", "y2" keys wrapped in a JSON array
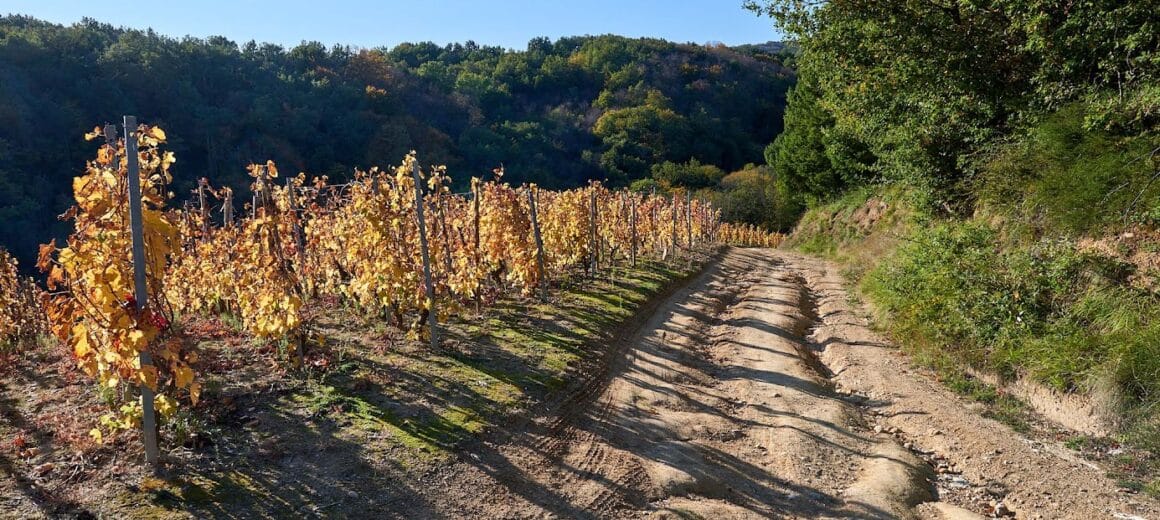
[
  {"x1": 0, "y1": 15, "x2": 794, "y2": 264},
  {"x1": 783, "y1": 186, "x2": 1160, "y2": 499},
  {"x1": 746, "y1": 0, "x2": 1158, "y2": 498}
]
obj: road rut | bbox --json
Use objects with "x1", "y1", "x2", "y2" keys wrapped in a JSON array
[{"x1": 428, "y1": 248, "x2": 1159, "y2": 519}]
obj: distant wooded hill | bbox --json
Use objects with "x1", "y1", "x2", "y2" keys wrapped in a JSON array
[{"x1": 0, "y1": 15, "x2": 793, "y2": 264}]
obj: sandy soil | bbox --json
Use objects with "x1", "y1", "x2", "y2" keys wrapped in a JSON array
[{"x1": 423, "y1": 248, "x2": 1159, "y2": 519}]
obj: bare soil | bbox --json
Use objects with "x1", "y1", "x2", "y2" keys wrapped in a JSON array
[
  {"x1": 4, "y1": 247, "x2": 1158, "y2": 519},
  {"x1": 425, "y1": 248, "x2": 1160, "y2": 519},
  {"x1": 784, "y1": 251, "x2": 1159, "y2": 520}
]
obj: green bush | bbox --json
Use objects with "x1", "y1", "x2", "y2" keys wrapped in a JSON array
[
  {"x1": 649, "y1": 159, "x2": 725, "y2": 190},
  {"x1": 709, "y1": 165, "x2": 802, "y2": 232},
  {"x1": 976, "y1": 103, "x2": 1160, "y2": 236},
  {"x1": 864, "y1": 220, "x2": 1160, "y2": 404}
]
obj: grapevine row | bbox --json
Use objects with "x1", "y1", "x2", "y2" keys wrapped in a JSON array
[
  {"x1": 17, "y1": 125, "x2": 784, "y2": 443},
  {"x1": 0, "y1": 250, "x2": 44, "y2": 353}
]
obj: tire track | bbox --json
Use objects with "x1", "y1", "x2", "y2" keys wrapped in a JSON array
[{"x1": 431, "y1": 248, "x2": 939, "y2": 519}]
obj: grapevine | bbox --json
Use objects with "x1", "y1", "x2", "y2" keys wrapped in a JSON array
[
  {"x1": 0, "y1": 249, "x2": 45, "y2": 354},
  {"x1": 717, "y1": 222, "x2": 785, "y2": 248},
  {"x1": 23, "y1": 121, "x2": 780, "y2": 450},
  {"x1": 167, "y1": 162, "x2": 304, "y2": 348},
  {"x1": 38, "y1": 125, "x2": 196, "y2": 440}
]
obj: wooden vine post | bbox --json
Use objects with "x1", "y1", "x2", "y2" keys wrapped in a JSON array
[
  {"x1": 222, "y1": 188, "x2": 233, "y2": 228},
  {"x1": 472, "y1": 179, "x2": 481, "y2": 260},
  {"x1": 471, "y1": 178, "x2": 482, "y2": 314},
  {"x1": 698, "y1": 203, "x2": 706, "y2": 244},
  {"x1": 696, "y1": 203, "x2": 704, "y2": 244},
  {"x1": 527, "y1": 187, "x2": 548, "y2": 302},
  {"x1": 599, "y1": 192, "x2": 605, "y2": 267},
  {"x1": 589, "y1": 188, "x2": 598, "y2": 275},
  {"x1": 119, "y1": 116, "x2": 161, "y2": 469},
  {"x1": 197, "y1": 178, "x2": 209, "y2": 239},
  {"x1": 702, "y1": 204, "x2": 709, "y2": 244},
  {"x1": 435, "y1": 189, "x2": 453, "y2": 275},
  {"x1": 617, "y1": 192, "x2": 626, "y2": 267},
  {"x1": 286, "y1": 177, "x2": 307, "y2": 365},
  {"x1": 289, "y1": 178, "x2": 307, "y2": 270},
  {"x1": 651, "y1": 187, "x2": 659, "y2": 256},
  {"x1": 670, "y1": 193, "x2": 678, "y2": 260},
  {"x1": 629, "y1": 193, "x2": 637, "y2": 268},
  {"x1": 285, "y1": 176, "x2": 308, "y2": 304},
  {"x1": 255, "y1": 166, "x2": 269, "y2": 243},
  {"x1": 686, "y1": 191, "x2": 693, "y2": 250},
  {"x1": 411, "y1": 158, "x2": 438, "y2": 348},
  {"x1": 285, "y1": 179, "x2": 299, "y2": 260}
]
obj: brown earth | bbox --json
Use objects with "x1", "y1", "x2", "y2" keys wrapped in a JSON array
[
  {"x1": 424, "y1": 248, "x2": 1160, "y2": 519},
  {"x1": 784, "y1": 251, "x2": 1158, "y2": 520},
  {"x1": 1078, "y1": 226, "x2": 1160, "y2": 293}
]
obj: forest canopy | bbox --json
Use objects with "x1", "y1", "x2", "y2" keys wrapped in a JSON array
[
  {"x1": 747, "y1": 0, "x2": 1158, "y2": 211},
  {"x1": 0, "y1": 15, "x2": 794, "y2": 264}
]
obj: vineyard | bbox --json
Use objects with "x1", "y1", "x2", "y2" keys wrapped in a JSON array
[
  {"x1": 0, "y1": 251, "x2": 43, "y2": 358},
  {"x1": 0, "y1": 121, "x2": 783, "y2": 465}
]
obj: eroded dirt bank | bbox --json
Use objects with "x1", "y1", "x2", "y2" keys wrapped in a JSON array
[
  {"x1": 425, "y1": 248, "x2": 1160, "y2": 519},
  {"x1": 781, "y1": 252, "x2": 1159, "y2": 520}
]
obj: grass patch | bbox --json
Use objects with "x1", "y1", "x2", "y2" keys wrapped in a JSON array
[
  {"x1": 862, "y1": 220, "x2": 1160, "y2": 406},
  {"x1": 784, "y1": 184, "x2": 920, "y2": 281},
  {"x1": 939, "y1": 371, "x2": 1031, "y2": 433},
  {"x1": 787, "y1": 186, "x2": 877, "y2": 257},
  {"x1": 276, "y1": 258, "x2": 698, "y2": 463}
]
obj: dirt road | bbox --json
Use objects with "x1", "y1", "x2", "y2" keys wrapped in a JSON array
[{"x1": 424, "y1": 248, "x2": 1159, "y2": 519}]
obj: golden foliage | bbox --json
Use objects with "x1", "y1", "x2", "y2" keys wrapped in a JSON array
[{"x1": 40, "y1": 125, "x2": 194, "y2": 438}]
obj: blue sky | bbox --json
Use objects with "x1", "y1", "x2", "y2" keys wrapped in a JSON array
[{"x1": 4, "y1": 1, "x2": 782, "y2": 50}]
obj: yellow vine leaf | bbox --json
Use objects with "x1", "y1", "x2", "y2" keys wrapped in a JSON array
[
  {"x1": 137, "y1": 365, "x2": 159, "y2": 391},
  {"x1": 174, "y1": 365, "x2": 193, "y2": 389}
]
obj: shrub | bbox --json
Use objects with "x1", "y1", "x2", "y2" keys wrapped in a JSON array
[
  {"x1": 863, "y1": 220, "x2": 1160, "y2": 402},
  {"x1": 976, "y1": 103, "x2": 1160, "y2": 236}
]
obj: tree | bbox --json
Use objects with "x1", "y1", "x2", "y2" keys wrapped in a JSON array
[
  {"x1": 747, "y1": 0, "x2": 1158, "y2": 200},
  {"x1": 747, "y1": 1, "x2": 1029, "y2": 195},
  {"x1": 593, "y1": 91, "x2": 692, "y2": 183},
  {"x1": 650, "y1": 159, "x2": 725, "y2": 190},
  {"x1": 767, "y1": 80, "x2": 873, "y2": 204},
  {"x1": 0, "y1": 19, "x2": 792, "y2": 265}
]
